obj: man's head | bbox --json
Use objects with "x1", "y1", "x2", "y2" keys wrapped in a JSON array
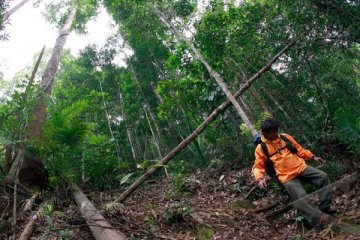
[{"x1": 261, "y1": 118, "x2": 280, "y2": 140}]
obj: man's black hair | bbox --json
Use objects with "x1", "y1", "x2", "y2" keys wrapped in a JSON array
[{"x1": 261, "y1": 118, "x2": 281, "y2": 133}]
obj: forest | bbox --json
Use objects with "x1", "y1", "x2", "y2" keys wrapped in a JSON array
[{"x1": 0, "y1": 0, "x2": 359, "y2": 239}]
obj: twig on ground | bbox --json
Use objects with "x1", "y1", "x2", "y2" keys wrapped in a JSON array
[
  {"x1": 266, "y1": 205, "x2": 293, "y2": 220},
  {"x1": 244, "y1": 185, "x2": 257, "y2": 199},
  {"x1": 252, "y1": 203, "x2": 278, "y2": 213}
]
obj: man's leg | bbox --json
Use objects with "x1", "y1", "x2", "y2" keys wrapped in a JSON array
[
  {"x1": 283, "y1": 178, "x2": 320, "y2": 225},
  {"x1": 298, "y1": 166, "x2": 332, "y2": 211}
]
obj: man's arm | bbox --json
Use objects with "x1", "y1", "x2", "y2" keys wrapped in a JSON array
[
  {"x1": 253, "y1": 146, "x2": 267, "y2": 189},
  {"x1": 284, "y1": 133, "x2": 325, "y2": 163}
]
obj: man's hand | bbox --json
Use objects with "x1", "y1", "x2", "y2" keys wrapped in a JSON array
[
  {"x1": 257, "y1": 178, "x2": 267, "y2": 190},
  {"x1": 313, "y1": 155, "x2": 325, "y2": 164}
]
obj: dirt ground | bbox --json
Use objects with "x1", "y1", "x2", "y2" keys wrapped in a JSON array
[{"x1": 1, "y1": 167, "x2": 360, "y2": 239}]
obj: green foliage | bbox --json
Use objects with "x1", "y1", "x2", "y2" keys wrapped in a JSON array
[
  {"x1": 1, "y1": 0, "x2": 359, "y2": 194},
  {"x1": 334, "y1": 107, "x2": 360, "y2": 155},
  {"x1": 173, "y1": 0, "x2": 197, "y2": 18},
  {"x1": 104, "y1": 202, "x2": 124, "y2": 212},
  {"x1": 42, "y1": 99, "x2": 94, "y2": 185},
  {"x1": 43, "y1": 0, "x2": 99, "y2": 34},
  {"x1": 120, "y1": 173, "x2": 134, "y2": 185},
  {"x1": 0, "y1": 0, "x2": 9, "y2": 41},
  {"x1": 321, "y1": 161, "x2": 346, "y2": 181},
  {"x1": 145, "y1": 212, "x2": 159, "y2": 232},
  {"x1": 171, "y1": 173, "x2": 186, "y2": 193},
  {"x1": 163, "y1": 200, "x2": 193, "y2": 224},
  {"x1": 197, "y1": 227, "x2": 215, "y2": 240}
]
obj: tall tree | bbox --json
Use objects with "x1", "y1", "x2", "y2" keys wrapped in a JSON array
[
  {"x1": 154, "y1": 7, "x2": 258, "y2": 136},
  {"x1": 9, "y1": 0, "x2": 99, "y2": 180},
  {"x1": 1, "y1": 0, "x2": 31, "y2": 25},
  {"x1": 110, "y1": 42, "x2": 295, "y2": 203},
  {"x1": 26, "y1": 6, "x2": 77, "y2": 142}
]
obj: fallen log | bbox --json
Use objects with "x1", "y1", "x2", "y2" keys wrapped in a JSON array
[
  {"x1": 110, "y1": 40, "x2": 297, "y2": 204},
  {"x1": 252, "y1": 202, "x2": 278, "y2": 214},
  {"x1": 18, "y1": 203, "x2": 44, "y2": 240},
  {"x1": 70, "y1": 183, "x2": 126, "y2": 240},
  {"x1": 266, "y1": 172, "x2": 358, "y2": 220},
  {"x1": 21, "y1": 193, "x2": 39, "y2": 215}
]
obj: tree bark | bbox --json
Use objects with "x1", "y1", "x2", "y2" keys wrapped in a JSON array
[
  {"x1": 117, "y1": 89, "x2": 138, "y2": 161},
  {"x1": 3, "y1": 144, "x2": 13, "y2": 173},
  {"x1": 4, "y1": 46, "x2": 46, "y2": 174},
  {"x1": 2, "y1": 0, "x2": 31, "y2": 24},
  {"x1": 8, "y1": 142, "x2": 24, "y2": 177},
  {"x1": 127, "y1": 58, "x2": 162, "y2": 139},
  {"x1": 154, "y1": 7, "x2": 258, "y2": 136},
  {"x1": 262, "y1": 86, "x2": 292, "y2": 121},
  {"x1": 18, "y1": 203, "x2": 44, "y2": 240},
  {"x1": 126, "y1": 127, "x2": 138, "y2": 160},
  {"x1": 144, "y1": 105, "x2": 162, "y2": 160},
  {"x1": 70, "y1": 183, "x2": 126, "y2": 240},
  {"x1": 249, "y1": 87, "x2": 271, "y2": 113},
  {"x1": 237, "y1": 96, "x2": 254, "y2": 124},
  {"x1": 225, "y1": 58, "x2": 271, "y2": 113},
  {"x1": 98, "y1": 78, "x2": 121, "y2": 161},
  {"x1": 110, "y1": 40, "x2": 296, "y2": 204},
  {"x1": 153, "y1": 88, "x2": 164, "y2": 104},
  {"x1": 26, "y1": 6, "x2": 77, "y2": 141},
  {"x1": 262, "y1": 85, "x2": 310, "y2": 144}
]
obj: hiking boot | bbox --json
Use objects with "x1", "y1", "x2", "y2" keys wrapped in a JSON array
[
  {"x1": 321, "y1": 207, "x2": 337, "y2": 215},
  {"x1": 312, "y1": 222, "x2": 325, "y2": 231}
]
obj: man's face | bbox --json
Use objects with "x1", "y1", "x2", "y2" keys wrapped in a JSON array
[{"x1": 265, "y1": 129, "x2": 279, "y2": 140}]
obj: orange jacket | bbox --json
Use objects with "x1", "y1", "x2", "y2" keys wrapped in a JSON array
[{"x1": 253, "y1": 133, "x2": 314, "y2": 183}]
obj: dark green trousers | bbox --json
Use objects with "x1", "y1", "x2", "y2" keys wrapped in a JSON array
[{"x1": 282, "y1": 166, "x2": 332, "y2": 224}]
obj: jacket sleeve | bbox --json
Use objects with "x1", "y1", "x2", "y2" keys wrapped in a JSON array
[
  {"x1": 253, "y1": 145, "x2": 267, "y2": 181},
  {"x1": 284, "y1": 133, "x2": 314, "y2": 160}
]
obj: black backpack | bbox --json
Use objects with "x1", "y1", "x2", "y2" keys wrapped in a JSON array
[{"x1": 253, "y1": 133, "x2": 298, "y2": 180}]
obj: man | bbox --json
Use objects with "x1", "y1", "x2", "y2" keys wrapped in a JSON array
[{"x1": 253, "y1": 118, "x2": 335, "y2": 230}]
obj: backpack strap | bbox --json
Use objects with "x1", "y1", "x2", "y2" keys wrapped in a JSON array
[
  {"x1": 260, "y1": 141, "x2": 277, "y2": 178},
  {"x1": 280, "y1": 134, "x2": 298, "y2": 154},
  {"x1": 260, "y1": 134, "x2": 298, "y2": 161},
  {"x1": 260, "y1": 142, "x2": 270, "y2": 160}
]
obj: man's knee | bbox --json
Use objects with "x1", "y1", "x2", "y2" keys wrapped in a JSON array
[
  {"x1": 318, "y1": 170, "x2": 330, "y2": 182},
  {"x1": 313, "y1": 169, "x2": 331, "y2": 188},
  {"x1": 283, "y1": 181, "x2": 307, "y2": 200}
]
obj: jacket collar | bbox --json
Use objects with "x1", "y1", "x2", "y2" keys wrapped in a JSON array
[{"x1": 261, "y1": 133, "x2": 281, "y2": 143}]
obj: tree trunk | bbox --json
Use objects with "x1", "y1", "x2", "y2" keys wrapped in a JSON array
[
  {"x1": 144, "y1": 105, "x2": 162, "y2": 159},
  {"x1": 8, "y1": 142, "x2": 24, "y2": 177},
  {"x1": 126, "y1": 127, "x2": 138, "y2": 160},
  {"x1": 81, "y1": 151, "x2": 85, "y2": 183},
  {"x1": 70, "y1": 183, "x2": 127, "y2": 240},
  {"x1": 4, "y1": 46, "x2": 46, "y2": 175},
  {"x1": 237, "y1": 96, "x2": 254, "y2": 125},
  {"x1": 18, "y1": 202, "x2": 44, "y2": 240},
  {"x1": 3, "y1": 144, "x2": 13, "y2": 173},
  {"x1": 147, "y1": 105, "x2": 161, "y2": 139},
  {"x1": 262, "y1": 85, "x2": 310, "y2": 144},
  {"x1": 153, "y1": 88, "x2": 164, "y2": 104},
  {"x1": 2, "y1": 0, "x2": 31, "y2": 24},
  {"x1": 154, "y1": 7, "x2": 258, "y2": 136},
  {"x1": 144, "y1": 105, "x2": 170, "y2": 177},
  {"x1": 117, "y1": 89, "x2": 138, "y2": 161},
  {"x1": 127, "y1": 58, "x2": 162, "y2": 138},
  {"x1": 225, "y1": 58, "x2": 271, "y2": 113},
  {"x1": 26, "y1": 6, "x2": 77, "y2": 141},
  {"x1": 109, "y1": 41, "x2": 296, "y2": 204},
  {"x1": 262, "y1": 86, "x2": 292, "y2": 121},
  {"x1": 98, "y1": 78, "x2": 121, "y2": 161},
  {"x1": 249, "y1": 87, "x2": 271, "y2": 113}
]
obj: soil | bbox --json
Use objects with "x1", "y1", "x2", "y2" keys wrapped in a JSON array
[{"x1": 1, "y1": 167, "x2": 360, "y2": 240}]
